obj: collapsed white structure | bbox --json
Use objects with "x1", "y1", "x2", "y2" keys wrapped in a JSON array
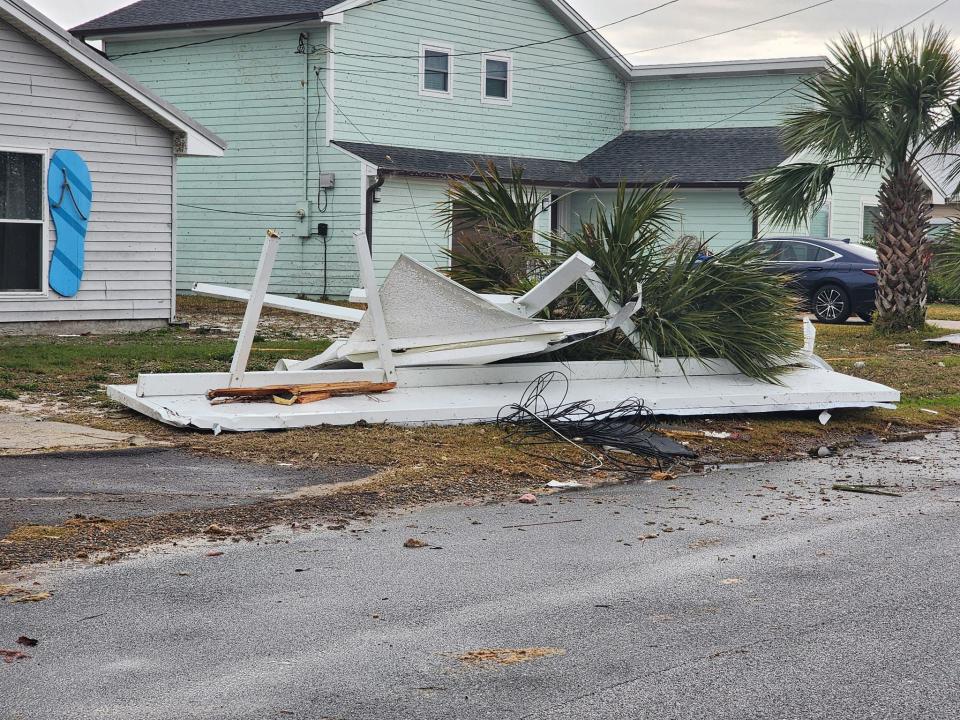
[{"x1": 107, "y1": 231, "x2": 900, "y2": 433}]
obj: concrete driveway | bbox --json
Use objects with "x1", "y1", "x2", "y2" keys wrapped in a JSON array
[{"x1": 2, "y1": 434, "x2": 959, "y2": 719}]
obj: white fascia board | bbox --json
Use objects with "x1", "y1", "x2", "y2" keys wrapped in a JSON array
[
  {"x1": 630, "y1": 56, "x2": 828, "y2": 80},
  {"x1": 539, "y1": 0, "x2": 632, "y2": 79},
  {"x1": 1, "y1": 0, "x2": 226, "y2": 157}
]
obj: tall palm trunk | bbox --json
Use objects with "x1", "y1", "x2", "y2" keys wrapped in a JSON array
[{"x1": 874, "y1": 163, "x2": 931, "y2": 332}]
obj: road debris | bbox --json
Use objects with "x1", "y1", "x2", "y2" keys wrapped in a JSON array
[
  {"x1": 925, "y1": 333, "x2": 960, "y2": 346},
  {"x1": 403, "y1": 538, "x2": 429, "y2": 549},
  {"x1": 16, "y1": 636, "x2": 37, "y2": 647},
  {"x1": 819, "y1": 411, "x2": 832, "y2": 426},
  {"x1": 8, "y1": 591, "x2": 51, "y2": 604},
  {"x1": 205, "y1": 551, "x2": 225, "y2": 557},
  {"x1": 832, "y1": 484, "x2": 902, "y2": 497},
  {"x1": 517, "y1": 494, "x2": 538, "y2": 504},
  {"x1": 719, "y1": 578, "x2": 743, "y2": 585},
  {"x1": 207, "y1": 381, "x2": 397, "y2": 406},
  {"x1": 503, "y1": 519, "x2": 584, "y2": 530},
  {"x1": 546, "y1": 480, "x2": 584, "y2": 489},
  {"x1": 1, "y1": 649, "x2": 30, "y2": 664},
  {"x1": 456, "y1": 647, "x2": 565, "y2": 667},
  {"x1": 649, "y1": 471, "x2": 677, "y2": 482},
  {"x1": 497, "y1": 372, "x2": 695, "y2": 474}
]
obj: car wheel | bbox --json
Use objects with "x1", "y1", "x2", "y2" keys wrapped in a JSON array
[{"x1": 812, "y1": 284, "x2": 851, "y2": 323}]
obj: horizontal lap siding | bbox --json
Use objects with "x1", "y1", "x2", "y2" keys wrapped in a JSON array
[
  {"x1": 334, "y1": 0, "x2": 625, "y2": 160},
  {"x1": 371, "y1": 178, "x2": 449, "y2": 279},
  {"x1": 568, "y1": 188, "x2": 752, "y2": 250},
  {"x1": 629, "y1": 73, "x2": 806, "y2": 129},
  {"x1": 108, "y1": 29, "x2": 362, "y2": 298},
  {"x1": 0, "y1": 20, "x2": 174, "y2": 324}
]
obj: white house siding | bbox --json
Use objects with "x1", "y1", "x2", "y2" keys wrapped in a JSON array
[{"x1": 0, "y1": 19, "x2": 174, "y2": 327}]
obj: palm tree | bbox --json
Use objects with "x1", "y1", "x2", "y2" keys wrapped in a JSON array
[{"x1": 747, "y1": 27, "x2": 960, "y2": 333}]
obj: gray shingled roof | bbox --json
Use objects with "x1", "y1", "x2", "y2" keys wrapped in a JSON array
[
  {"x1": 72, "y1": 1, "x2": 337, "y2": 37},
  {"x1": 334, "y1": 142, "x2": 586, "y2": 186},
  {"x1": 579, "y1": 127, "x2": 787, "y2": 185},
  {"x1": 335, "y1": 127, "x2": 786, "y2": 187}
]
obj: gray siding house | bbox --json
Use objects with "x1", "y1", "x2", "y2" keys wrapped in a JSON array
[{"x1": 0, "y1": 0, "x2": 224, "y2": 334}]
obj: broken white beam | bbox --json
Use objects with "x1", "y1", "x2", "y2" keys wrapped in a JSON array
[
  {"x1": 582, "y1": 268, "x2": 658, "y2": 363},
  {"x1": 515, "y1": 252, "x2": 595, "y2": 317},
  {"x1": 353, "y1": 230, "x2": 397, "y2": 383},
  {"x1": 229, "y1": 230, "x2": 280, "y2": 387},
  {"x1": 194, "y1": 283, "x2": 364, "y2": 323}
]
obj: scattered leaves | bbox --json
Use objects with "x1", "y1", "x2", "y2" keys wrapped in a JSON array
[{"x1": 457, "y1": 647, "x2": 566, "y2": 667}]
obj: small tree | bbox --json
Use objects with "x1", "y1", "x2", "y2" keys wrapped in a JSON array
[{"x1": 748, "y1": 27, "x2": 960, "y2": 333}]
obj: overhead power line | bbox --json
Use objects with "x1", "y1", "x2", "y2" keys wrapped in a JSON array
[
  {"x1": 104, "y1": 0, "x2": 393, "y2": 60},
  {"x1": 328, "y1": 0, "x2": 681, "y2": 60},
  {"x1": 322, "y1": 0, "x2": 837, "y2": 79},
  {"x1": 703, "y1": 0, "x2": 954, "y2": 129}
]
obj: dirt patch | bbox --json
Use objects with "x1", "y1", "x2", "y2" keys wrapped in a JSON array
[
  {"x1": 176, "y1": 295, "x2": 357, "y2": 341},
  {"x1": 456, "y1": 647, "x2": 566, "y2": 667}
]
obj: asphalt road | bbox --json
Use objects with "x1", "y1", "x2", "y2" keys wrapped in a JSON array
[
  {"x1": 3, "y1": 434, "x2": 960, "y2": 719},
  {"x1": 0, "y1": 448, "x2": 372, "y2": 535}
]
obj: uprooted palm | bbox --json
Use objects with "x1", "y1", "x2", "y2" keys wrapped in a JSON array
[
  {"x1": 748, "y1": 27, "x2": 960, "y2": 333},
  {"x1": 436, "y1": 171, "x2": 800, "y2": 381}
]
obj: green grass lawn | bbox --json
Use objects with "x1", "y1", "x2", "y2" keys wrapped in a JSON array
[{"x1": 0, "y1": 328, "x2": 330, "y2": 407}]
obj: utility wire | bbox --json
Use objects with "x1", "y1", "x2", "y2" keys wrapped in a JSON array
[
  {"x1": 702, "y1": 0, "x2": 954, "y2": 129},
  {"x1": 325, "y1": 0, "x2": 835, "y2": 78},
  {"x1": 328, "y1": 0, "x2": 681, "y2": 60},
  {"x1": 107, "y1": 18, "x2": 317, "y2": 59},
  {"x1": 104, "y1": 0, "x2": 393, "y2": 60}
]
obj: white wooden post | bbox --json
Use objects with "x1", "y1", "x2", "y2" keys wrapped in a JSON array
[
  {"x1": 353, "y1": 230, "x2": 397, "y2": 383},
  {"x1": 229, "y1": 230, "x2": 281, "y2": 387}
]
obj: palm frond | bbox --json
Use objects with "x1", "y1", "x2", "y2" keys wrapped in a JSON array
[
  {"x1": 746, "y1": 163, "x2": 836, "y2": 228},
  {"x1": 936, "y1": 223, "x2": 960, "y2": 296},
  {"x1": 439, "y1": 161, "x2": 549, "y2": 244},
  {"x1": 551, "y1": 182, "x2": 679, "y2": 305}
]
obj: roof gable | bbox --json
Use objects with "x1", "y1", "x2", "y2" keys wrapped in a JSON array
[{"x1": 2, "y1": 0, "x2": 225, "y2": 156}]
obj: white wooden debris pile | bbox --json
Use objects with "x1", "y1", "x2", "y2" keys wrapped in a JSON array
[{"x1": 107, "y1": 230, "x2": 900, "y2": 432}]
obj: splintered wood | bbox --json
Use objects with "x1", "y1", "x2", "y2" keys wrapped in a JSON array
[{"x1": 206, "y1": 381, "x2": 396, "y2": 406}]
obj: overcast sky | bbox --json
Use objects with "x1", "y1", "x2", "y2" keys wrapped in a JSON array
[{"x1": 34, "y1": 0, "x2": 959, "y2": 64}]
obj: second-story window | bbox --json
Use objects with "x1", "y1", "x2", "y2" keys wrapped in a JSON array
[
  {"x1": 482, "y1": 54, "x2": 512, "y2": 104},
  {"x1": 421, "y1": 43, "x2": 453, "y2": 98}
]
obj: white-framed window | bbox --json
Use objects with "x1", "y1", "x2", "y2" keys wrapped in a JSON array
[
  {"x1": 420, "y1": 42, "x2": 453, "y2": 98},
  {"x1": 861, "y1": 199, "x2": 881, "y2": 242},
  {"x1": 481, "y1": 53, "x2": 512, "y2": 104},
  {"x1": 0, "y1": 148, "x2": 47, "y2": 296}
]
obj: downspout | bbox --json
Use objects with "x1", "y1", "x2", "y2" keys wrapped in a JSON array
[
  {"x1": 365, "y1": 173, "x2": 385, "y2": 248},
  {"x1": 740, "y1": 188, "x2": 760, "y2": 239},
  {"x1": 303, "y1": 32, "x2": 311, "y2": 207}
]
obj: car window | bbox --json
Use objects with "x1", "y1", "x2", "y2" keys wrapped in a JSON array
[
  {"x1": 779, "y1": 241, "x2": 832, "y2": 262},
  {"x1": 752, "y1": 242, "x2": 783, "y2": 260}
]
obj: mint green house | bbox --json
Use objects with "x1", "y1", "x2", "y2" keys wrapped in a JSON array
[{"x1": 72, "y1": 0, "x2": 881, "y2": 298}]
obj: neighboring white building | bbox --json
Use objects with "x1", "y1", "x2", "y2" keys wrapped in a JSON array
[{"x1": 0, "y1": 0, "x2": 225, "y2": 334}]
